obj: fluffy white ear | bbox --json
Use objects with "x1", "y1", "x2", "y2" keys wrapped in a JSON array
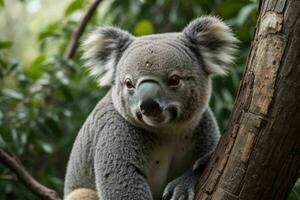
[
  {"x1": 183, "y1": 16, "x2": 239, "y2": 75},
  {"x1": 82, "y1": 27, "x2": 134, "y2": 86}
]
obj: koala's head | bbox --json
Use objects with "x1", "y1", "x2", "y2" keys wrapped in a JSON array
[{"x1": 83, "y1": 16, "x2": 238, "y2": 132}]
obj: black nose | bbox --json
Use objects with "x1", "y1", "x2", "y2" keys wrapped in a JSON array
[{"x1": 140, "y1": 99, "x2": 162, "y2": 117}]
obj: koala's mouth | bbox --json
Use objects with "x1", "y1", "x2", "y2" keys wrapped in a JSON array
[
  {"x1": 136, "y1": 107, "x2": 178, "y2": 127},
  {"x1": 140, "y1": 114, "x2": 169, "y2": 127}
]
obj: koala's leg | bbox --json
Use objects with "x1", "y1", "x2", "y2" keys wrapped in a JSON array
[
  {"x1": 64, "y1": 188, "x2": 98, "y2": 200},
  {"x1": 94, "y1": 118, "x2": 154, "y2": 200}
]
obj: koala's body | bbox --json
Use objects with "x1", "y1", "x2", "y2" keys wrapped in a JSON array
[{"x1": 64, "y1": 16, "x2": 238, "y2": 200}]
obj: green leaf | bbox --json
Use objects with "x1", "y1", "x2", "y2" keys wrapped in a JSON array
[
  {"x1": 38, "y1": 22, "x2": 60, "y2": 41},
  {"x1": 38, "y1": 141, "x2": 54, "y2": 154},
  {"x1": 236, "y1": 3, "x2": 258, "y2": 26},
  {"x1": 6, "y1": 61, "x2": 19, "y2": 75},
  {"x1": 2, "y1": 88, "x2": 23, "y2": 100},
  {"x1": 0, "y1": 41, "x2": 13, "y2": 50},
  {"x1": 64, "y1": 0, "x2": 85, "y2": 17},
  {"x1": 0, "y1": 0, "x2": 4, "y2": 7},
  {"x1": 27, "y1": 54, "x2": 46, "y2": 80},
  {"x1": 134, "y1": 20, "x2": 154, "y2": 36},
  {"x1": 55, "y1": 71, "x2": 70, "y2": 85},
  {"x1": 0, "y1": 135, "x2": 4, "y2": 148}
]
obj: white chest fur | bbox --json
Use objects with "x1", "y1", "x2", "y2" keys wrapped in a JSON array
[{"x1": 146, "y1": 134, "x2": 196, "y2": 199}]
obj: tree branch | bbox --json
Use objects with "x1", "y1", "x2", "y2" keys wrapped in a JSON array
[
  {"x1": 0, "y1": 149, "x2": 61, "y2": 200},
  {"x1": 64, "y1": 0, "x2": 103, "y2": 59}
]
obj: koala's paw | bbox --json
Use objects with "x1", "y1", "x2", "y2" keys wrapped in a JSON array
[{"x1": 162, "y1": 171, "x2": 198, "y2": 200}]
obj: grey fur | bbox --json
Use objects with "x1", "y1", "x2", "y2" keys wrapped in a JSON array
[
  {"x1": 183, "y1": 16, "x2": 239, "y2": 75},
  {"x1": 65, "y1": 16, "x2": 237, "y2": 200},
  {"x1": 83, "y1": 27, "x2": 134, "y2": 85}
]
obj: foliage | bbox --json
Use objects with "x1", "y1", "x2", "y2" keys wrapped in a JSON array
[
  {"x1": 0, "y1": 1, "x2": 104, "y2": 198},
  {"x1": 290, "y1": 179, "x2": 300, "y2": 200},
  {"x1": 3, "y1": 0, "x2": 297, "y2": 199}
]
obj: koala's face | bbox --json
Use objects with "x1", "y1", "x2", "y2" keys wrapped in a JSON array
[
  {"x1": 83, "y1": 16, "x2": 238, "y2": 131},
  {"x1": 114, "y1": 36, "x2": 210, "y2": 128}
]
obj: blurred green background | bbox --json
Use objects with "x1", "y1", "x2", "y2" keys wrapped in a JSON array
[{"x1": 0, "y1": 0, "x2": 299, "y2": 199}]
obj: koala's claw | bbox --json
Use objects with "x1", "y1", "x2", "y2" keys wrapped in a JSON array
[
  {"x1": 162, "y1": 171, "x2": 197, "y2": 200},
  {"x1": 162, "y1": 186, "x2": 195, "y2": 200},
  {"x1": 162, "y1": 189, "x2": 172, "y2": 200}
]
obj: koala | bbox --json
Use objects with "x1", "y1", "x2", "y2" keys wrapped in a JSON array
[{"x1": 64, "y1": 16, "x2": 238, "y2": 200}]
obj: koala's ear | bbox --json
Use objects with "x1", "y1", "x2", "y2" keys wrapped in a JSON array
[
  {"x1": 183, "y1": 16, "x2": 238, "y2": 75},
  {"x1": 83, "y1": 27, "x2": 134, "y2": 86}
]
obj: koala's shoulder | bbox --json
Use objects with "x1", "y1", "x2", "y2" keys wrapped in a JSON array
[
  {"x1": 88, "y1": 91, "x2": 122, "y2": 127},
  {"x1": 193, "y1": 108, "x2": 220, "y2": 151},
  {"x1": 198, "y1": 108, "x2": 219, "y2": 133}
]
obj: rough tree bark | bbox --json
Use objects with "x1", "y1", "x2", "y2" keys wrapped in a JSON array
[{"x1": 196, "y1": 0, "x2": 300, "y2": 200}]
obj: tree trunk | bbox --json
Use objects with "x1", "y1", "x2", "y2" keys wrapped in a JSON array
[{"x1": 196, "y1": 0, "x2": 300, "y2": 200}]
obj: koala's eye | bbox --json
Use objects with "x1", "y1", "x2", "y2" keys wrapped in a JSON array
[
  {"x1": 168, "y1": 75, "x2": 181, "y2": 87},
  {"x1": 125, "y1": 78, "x2": 135, "y2": 89}
]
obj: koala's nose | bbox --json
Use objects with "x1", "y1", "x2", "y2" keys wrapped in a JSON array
[
  {"x1": 140, "y1": 99, "x2": 162, "y2": 117},
  {"x1": 137, "y1": 80, "x2": 163, "y2": 117}
]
